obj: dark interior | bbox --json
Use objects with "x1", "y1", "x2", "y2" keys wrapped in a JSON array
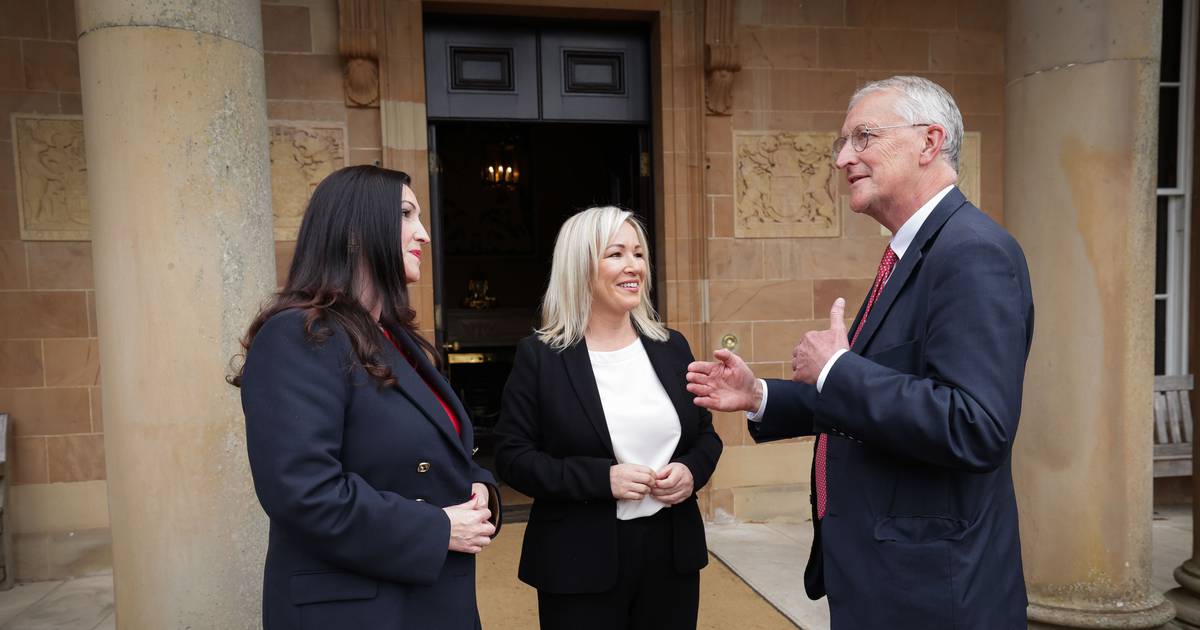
[{"x1": 432, "y1": 120, "x2": 654, "y2": 494}]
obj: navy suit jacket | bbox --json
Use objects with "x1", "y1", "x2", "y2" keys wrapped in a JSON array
[
  {"x1": 494, "y1": 330, "x2": 723, "y2": 594},
  {"x1": 241, "y1": 309, "x2": 498, "y2": 630},
  {"x1": 751, "y1": 188, "x2": 1033, "y2": 629}
]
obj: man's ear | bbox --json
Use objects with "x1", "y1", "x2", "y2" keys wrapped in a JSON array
[{"x1": 919, "y1": 124, "x2": 947, "y2": 166}]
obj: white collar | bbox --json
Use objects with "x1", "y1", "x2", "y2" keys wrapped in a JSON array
[{"x1": 889, "y1": 185, "x2": 955, "y2": 259}]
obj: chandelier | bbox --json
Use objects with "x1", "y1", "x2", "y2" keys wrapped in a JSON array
[{"x1": 481, "y1": 141, "x2": 521, "y2": 188}]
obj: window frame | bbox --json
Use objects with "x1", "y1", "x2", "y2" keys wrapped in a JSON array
[{"x1": 1156, "y1": 0, "x2": 1196, "y2": 376}]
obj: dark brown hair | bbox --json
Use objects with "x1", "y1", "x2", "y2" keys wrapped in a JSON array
[{"x1": 228, "y1": 165, "x2": 437, "y2": 388}]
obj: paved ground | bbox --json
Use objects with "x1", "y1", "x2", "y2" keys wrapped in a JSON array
[
  {"x1": 705, "y1": 506, "x2": 1196, "y2": 629},
  {"x1": 1, "y1": 507, "x2": 1193, "y2": 629},
  {"x1": 0, "y1": 522, "x2": 795, "y2": 630},
  {"x1": 706, "y1": 520, "x2": 829, "y2": 628},
  {"x1": 0, "y1": 577, "x2": 111, "y2": 630},
  {"x1": 476, "y1": 522, "x2": 798, "y2": 630}
]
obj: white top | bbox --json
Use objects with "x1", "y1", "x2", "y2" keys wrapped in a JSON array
[
  {"x1": 750, "y1": 184, "x2": 956, "y2": 419},
  {"x1": 589, "y1": 338, "x2": 681, "y2": 520}
]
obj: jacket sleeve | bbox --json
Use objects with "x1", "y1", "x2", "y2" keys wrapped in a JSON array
[
  {"x1": 816, "y1": 237, "x2": 1031, "y2": 472},
  {"x1": 471, "y1": 463, "x2": 497, "y2": 486},
  {"x1": 471, "y1": 473, "x2": 503, "y2": 537},
  {"x1": 668, "y1": 333, "x2": 723, "y2": 491},
  {"x1": 493, "y1": 338, "x2": 615, "y2": 502},
  {"x1": 241, "y1": 313, "x2": 451, "y2": 584},
  {"x1": 749, "y1": 379, "x2": 818, "y2": 443}
]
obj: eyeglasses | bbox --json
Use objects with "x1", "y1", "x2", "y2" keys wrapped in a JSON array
[{"x1": 831, "y1": 123, "x2": 931, "y2": 162}]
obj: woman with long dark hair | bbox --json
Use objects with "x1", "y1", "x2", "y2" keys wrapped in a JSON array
[{"x1": 230, "y1": 165, "x2": 500, "y2": 629}]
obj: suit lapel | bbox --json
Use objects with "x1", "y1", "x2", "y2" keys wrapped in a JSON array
[
  {"x1": 851, "y1": 187, "x2": 967, "y2": 353},
  {"x1": 561, "y1": 340, "x2": 616, "y2": 456},
  {"x1": 639, "y1": 335, "x2": 694, "y2": 448},
  {"x1": 382, "y1": 326, "x2": 472, "y2": 462}
]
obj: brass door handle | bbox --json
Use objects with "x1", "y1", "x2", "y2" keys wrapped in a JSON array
[{"x1": 442, "y1": 341, "x2": 461, "y2": 352}]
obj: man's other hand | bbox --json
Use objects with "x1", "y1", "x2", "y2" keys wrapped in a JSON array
[{"x1": 792, "y1": 298, "x2": 849, "y2": 384}]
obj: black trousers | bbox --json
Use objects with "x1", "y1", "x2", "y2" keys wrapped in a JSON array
[{"x1": 536, "y1": 508, "x2": 700, "y2": 630}]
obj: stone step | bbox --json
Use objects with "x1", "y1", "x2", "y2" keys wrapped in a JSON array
[{"x1": 710, "y1": 483, "x2": 811, "y2": 524}]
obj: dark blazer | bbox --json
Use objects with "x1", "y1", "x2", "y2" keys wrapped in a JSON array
[
  {"x1": 241, "y1": 309, "x2": 499, "y2": 630},
  {"x1": 494, "y1": 329, "x2": 723, "y2": 594},
  {"x1": 751, "y1": 188, "x2": 1033, "y2": 630}
]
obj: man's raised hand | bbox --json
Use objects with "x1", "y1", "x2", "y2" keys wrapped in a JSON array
[{"x1": 792, "y1": 297, "x2": 850, "y2": 384}]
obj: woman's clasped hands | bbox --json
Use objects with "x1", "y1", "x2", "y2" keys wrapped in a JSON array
[
  {"x1": 609, "y1": 462, "x2": 694, "y2": 504},
  {"x1": 443, "y1": 482, "x2": 495, "y2": 554}
]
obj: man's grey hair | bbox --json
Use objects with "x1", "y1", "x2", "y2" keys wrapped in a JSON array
[{"x1": 849, "y1": 75, "x2": 964, "y2": 172}]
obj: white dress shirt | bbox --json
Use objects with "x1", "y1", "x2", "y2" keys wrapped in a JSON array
[
  {"x1": 749, "y1": 185, "x2": 955, "y2": 420},
  {"x1": 590, "y1": 338, "x2": 682, "y2": 520}
]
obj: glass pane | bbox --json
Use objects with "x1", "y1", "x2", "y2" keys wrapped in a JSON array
[
  {"x1": 1159, "y1": 86, "x2": 1180, "y2": 188},
  {"x1": 1156, "y1": 298, "x2": 1167, "y2": 375},
  {"x1": 1163, "y1": 0, "x2": 1183, "y2": 82},
  {"x1": 575, "y1": 63, "x2": 614, "y2": 85},
  {"x1": 462, "y1": 60, "x2": 504, "y2": 82},
  {"x1": 1157, "y1": 196, "x2": 1169, "y2": 293}
]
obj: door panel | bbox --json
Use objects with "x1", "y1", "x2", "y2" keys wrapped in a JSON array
[
  {"x1": 540, "y1": 29, "x2": 649, "y2": 123},
  {"x1": 424, "y1": 25, "x2": 539, "y2": 120}
]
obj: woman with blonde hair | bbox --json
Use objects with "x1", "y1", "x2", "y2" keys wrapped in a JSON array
[{"x1": 494, "y1": 206, "x2": 722, "y2": 630}]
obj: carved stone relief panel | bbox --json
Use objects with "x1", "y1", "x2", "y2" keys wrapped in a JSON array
[
  {"x1": 12, "y1": 114, "x2": 89, "y2": 241},
  {"x1": 11, "y1": 117, "x2": 356, "y2": 242},
  {"x1": 734, "y1": 131, "x2": 839, "y2": 238},
  {"x1": 269, "y1": 122, "x2": 348, "y2": 240}
]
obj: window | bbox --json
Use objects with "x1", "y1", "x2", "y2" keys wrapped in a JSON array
[{"x1": 1156, "y1": 0, "x2": 1196, "y2": 376}]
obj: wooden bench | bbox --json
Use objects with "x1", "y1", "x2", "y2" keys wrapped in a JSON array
[{"x1": 1154, "y1": 375, "x2": 1195, "y2": 478}]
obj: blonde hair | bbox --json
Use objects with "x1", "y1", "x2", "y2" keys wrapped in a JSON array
[{"x1": 537, "y1": 206, "x2": 669, "y2": 350}]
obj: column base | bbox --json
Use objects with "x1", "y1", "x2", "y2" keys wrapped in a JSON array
[
  {"x1": 1175, "y1": 560, "x2": 1200, "y2": 593},
  {"x1": 1165, "y1": 591, "x2": 1200, "y2": 629},
  {"x1": 1167, "y1": 560, "x2": 1200, "y2": 628},
  {"x1": 1027, "y1": 598, "x2": 1176, "y2": 629}
]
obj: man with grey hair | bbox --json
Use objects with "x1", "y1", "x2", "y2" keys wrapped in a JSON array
[{"x1": 687, "y1": 75, "x2": 1033, "y2": 628}]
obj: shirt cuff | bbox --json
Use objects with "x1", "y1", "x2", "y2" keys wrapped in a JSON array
[
  {"x1": 746, "y1": 379, "x2": 769, "y2": 422},
  {"x1": 816, "y1": 349, "x2": 849, "y2": 393}
]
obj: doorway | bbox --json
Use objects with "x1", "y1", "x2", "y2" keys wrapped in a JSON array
[{"x1": 424, "y1": 17, "x2": 655, "y2": 516}]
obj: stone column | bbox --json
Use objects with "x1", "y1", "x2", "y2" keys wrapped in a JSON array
[
  {"x1": 1006, "y1": 1, "x2": 1173, "y2": 628},
  {"x1": 1173, "y1": 520, "x2": 1200, "y2": 627},
  {"x1": 76, "y1": 0, "x2": 274, "y2": 627}
]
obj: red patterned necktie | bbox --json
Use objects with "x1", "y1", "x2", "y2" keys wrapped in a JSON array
[{"x1": 815, "y1": 245, "x2": 898, "y2": 520}]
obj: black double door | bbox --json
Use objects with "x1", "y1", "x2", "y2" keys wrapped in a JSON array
[{"x1": 423, "y1": 18, "x2": 656, "y2": 499}]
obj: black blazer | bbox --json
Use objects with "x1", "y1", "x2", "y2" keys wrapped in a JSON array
[
  {"x1": 751, "y1": 188, "x2": 1033, "y2": 630},
  {"x1": 241, "y1": 309, "x2": 499, "y2": 630},
  {"x1": 494, "y1": 329, "x2": 722, "y2": 594}
]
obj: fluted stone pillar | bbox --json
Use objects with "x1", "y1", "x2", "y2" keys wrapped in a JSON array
[
  {"x1": 1006, "y1": 1, "x2": 1172, "y2": 628},
  {"x1": 77, "y1": 0, "x2": 274, "y2": 626}
]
